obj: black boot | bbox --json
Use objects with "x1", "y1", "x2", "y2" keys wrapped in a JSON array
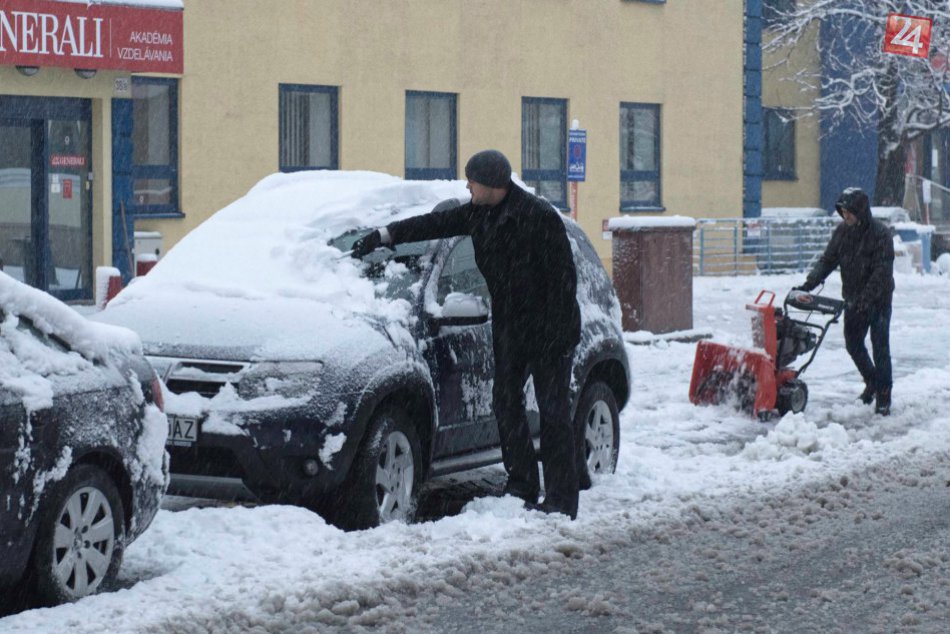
[
  {"x1": 859, "y1": 382, "x2": 875, "y2": 405},
  {"x1": 501, "y1": 480, "x2": 539, "y2": 504},
  {"x1": 875, "y1": 388, "x2": 891, "y2": 416}
]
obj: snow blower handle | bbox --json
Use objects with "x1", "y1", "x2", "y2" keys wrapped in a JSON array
[{"x1": 786, "y1": 290, "x2": 845, "y2": 317}]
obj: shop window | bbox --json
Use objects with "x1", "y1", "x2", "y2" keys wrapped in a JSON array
[
  {"x1": 405, "y1": 91, "x2": 457, "y2": 180},
  {"x1": 620, "y1": 102, "x2": 662, "y2": 209},
  {"x1": 522, "y1": 97, "x2": 567, "y2": 209},
  {"x1": 130, "y1": 77, "x2": 179, "y2": 214},
  {"x1": 279, "y1": 84, "x2": 339, "y2": 172},
  {"x1": 764, "y1": 107, "x2": 796, "y2": 180}
]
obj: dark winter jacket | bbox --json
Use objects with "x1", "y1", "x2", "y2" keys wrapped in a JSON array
[
  {"x1": 803, "y1": 188, "x2": 895, "y2": 307},
  {"x1": 386, "y1": 184, "x2": 581, "y2": 354}
]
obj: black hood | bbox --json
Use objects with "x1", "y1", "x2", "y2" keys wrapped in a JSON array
[{"x1": 835, "y1": 187, "x2": 871, "y2": 226}]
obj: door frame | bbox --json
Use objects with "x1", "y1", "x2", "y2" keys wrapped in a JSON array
[{"x1": 0, "y1": 95, "x2": 93, "y2": 301}]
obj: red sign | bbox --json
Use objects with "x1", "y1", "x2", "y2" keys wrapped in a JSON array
[
  {"x1": 51, "y1": 154, "x2": 86, "y2": 167},
  {"x1": 0, "y1": 0, "x2": 183, "y2": 73},
  {"x1": 883, "y1": 13, "x2": 932, "y2": 59},
  {"x1": 63, "y1": 177, "x2": 72, "y2": 199}
]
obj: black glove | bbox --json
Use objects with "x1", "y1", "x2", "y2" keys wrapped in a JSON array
[{"x1": 350, "y1": 230, "x2": 383, "y2": 258}]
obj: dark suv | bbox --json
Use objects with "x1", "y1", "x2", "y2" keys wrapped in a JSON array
[
  {"x1": 1, "y1": 273, "x2": 167, "y2": 606},
  {"x1": 97, "y1": 175, "x2": 630, "y2": 530}
]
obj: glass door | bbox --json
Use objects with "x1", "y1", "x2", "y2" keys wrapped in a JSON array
[
  {"x1": 47, "y1": 118, "x2": 92, "y2": 298},
  {"x1": 0, "y1": 122, "x2": 36, "y2": 286},
  {"x1": 0, "y1": 97, "x2": 92, "y2": 300}
]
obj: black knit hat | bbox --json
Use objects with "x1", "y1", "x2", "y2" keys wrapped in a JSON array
[{"x1": 464, "y1": 150, "x2": 512, "y2": 188}]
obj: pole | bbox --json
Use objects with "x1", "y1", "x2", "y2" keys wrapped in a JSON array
[{"x1": 570, "y1": 181, "x2": 578, "y2": 220}]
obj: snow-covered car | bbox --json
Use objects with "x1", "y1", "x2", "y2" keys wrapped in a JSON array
[
  {"x1": 0, "y1": 273, "x2": 167, "y2": 605},
  {"x1": 95, "y1": 171, "x2": 630, "y2": 530}
]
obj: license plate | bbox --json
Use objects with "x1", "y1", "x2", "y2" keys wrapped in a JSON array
[{"x1": 167, "y1": 416, "x2": 199, "y2": 446}]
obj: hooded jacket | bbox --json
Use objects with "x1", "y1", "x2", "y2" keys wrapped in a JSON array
[
  {"x1": 803, "y1": 188, "x2": 895, "y2": 307},
  {"x1": 386, "y1": 184, "x2": 581, "y2": 355}
]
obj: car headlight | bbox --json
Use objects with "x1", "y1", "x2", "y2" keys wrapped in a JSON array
[{"x1": 237, "y1": 361, "x2": 324, "y2": 399}]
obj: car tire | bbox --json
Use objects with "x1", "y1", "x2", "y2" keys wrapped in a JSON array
[
  {"x1": 330, "y1": 406, "x2": 422, "y2": 531},
  {"x1": 574, "y1": 380, "x2": 620, "y2": 483},
  {"x1": 32, "y1": 464, "x2": 125, "y2": 605}
]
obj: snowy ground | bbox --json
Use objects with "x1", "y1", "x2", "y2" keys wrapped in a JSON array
[{"x1": 2, "y1": 271, "x2": 949, "y2": 633}]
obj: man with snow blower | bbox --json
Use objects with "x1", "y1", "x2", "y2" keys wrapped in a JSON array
[{"x1": 794, "y1": 187, "x2": 895, "y2": 416}]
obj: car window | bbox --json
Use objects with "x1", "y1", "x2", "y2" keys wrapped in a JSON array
[{"x1": 437, "y1": 237, "x2": 490, "y2": 306}]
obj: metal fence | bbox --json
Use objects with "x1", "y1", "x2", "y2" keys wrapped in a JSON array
[{"x1": 693, "y1": 216, "x2": 839, "y2": 276}]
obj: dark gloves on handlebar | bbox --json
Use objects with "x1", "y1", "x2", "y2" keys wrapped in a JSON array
[{"x1": 350, "y1": 230, "x2": 383, "y2": 258}]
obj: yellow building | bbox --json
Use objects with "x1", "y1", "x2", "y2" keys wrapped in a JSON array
[{"x1": 1, "y1": 0, "x2": 746, "y2": 301}]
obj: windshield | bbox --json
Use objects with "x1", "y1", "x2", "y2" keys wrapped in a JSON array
[{"x1": 329, "y1": 229, "x2": 433, "y2": 300}]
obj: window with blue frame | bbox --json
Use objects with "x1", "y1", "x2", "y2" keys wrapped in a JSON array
[
  {"x1": 405, "y1": 91, "x2": 457, "y2": 180},
  {"x1": 764, "y1": 107, "x2": 796, "y2": 179},
  {"x1": 620, "y1": 102, "x2": 661, "y2": 209},
  {"x1": 130, "y1": 77, "x2": 179, "y2": 214},
  {"x1": 522, "y1": 97, "x2": 567, "y2": 209},
  {"x1": 279, "y1": 84, "x2": 339, "y2": 172}
]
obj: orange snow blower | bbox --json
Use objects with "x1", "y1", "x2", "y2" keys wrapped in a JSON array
[{"x1": 688, "y1": 289, "x2": 845, "y2": 421}]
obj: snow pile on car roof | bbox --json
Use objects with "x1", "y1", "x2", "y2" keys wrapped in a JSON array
[
  {"x1": 107, "y1": 171, "x2": 470, "y2": 317},
  {"x1": 0, "y1": 271, "x2": 142, "y2": 409}
]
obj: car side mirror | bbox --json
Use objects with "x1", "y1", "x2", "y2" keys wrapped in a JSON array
[{"x1": 435, "y1": 292, "x2": 490, "y2": 326}]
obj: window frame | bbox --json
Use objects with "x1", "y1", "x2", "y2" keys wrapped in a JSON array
[
  {"x1": 763, "y1": 107, "x2": 796, "y2": 180},
  {"x1": 521, "y1": 96, "x2": 568, "y2": 210},
  {"x1": 129, "y1": 76, "x2": 180, "y2": 217},
  {"x1": 405, "y1": 90, "x2": 458, "y2": 181},
  {"x1": 619, "y1": 102, "x2": 662, "y2": 211},
  {"x1": 278, "y1": 83, "x2": 339, "y2": 173}
]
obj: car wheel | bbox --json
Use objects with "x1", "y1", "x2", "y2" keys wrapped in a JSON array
[
  {"x1": 331, "y1": 406, "x2": 421, "y2": 531},
  {"x1": 32, "y1": 464, "x2": 125, "y2": 605},
  {"x1": 574, "y1": 380, "x2": 620, "y2": 481}
]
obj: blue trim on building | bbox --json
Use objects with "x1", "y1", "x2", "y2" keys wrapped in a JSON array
[
  {"x1": 818, "y1": 14, "x2": 879, "y2": 211},
  {"x1": 112, "y1": 98, "x2": 135, "y2": 282},
  {"x1": 744, "y1": 0, "x2": 763, "y2": 218}
]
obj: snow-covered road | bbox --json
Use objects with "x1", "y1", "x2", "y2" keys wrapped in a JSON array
[{"x1": 3, "y1": 271, "x2": 949, "y2": 633}]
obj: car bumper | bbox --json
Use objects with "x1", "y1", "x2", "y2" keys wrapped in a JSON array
[{"x1": 165, "y1": 414, "x2": 353, "y2": 504}]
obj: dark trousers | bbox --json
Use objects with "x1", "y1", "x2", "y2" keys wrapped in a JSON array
[
  {"x1": 492, "y1": 338, "x2": 578, "y2": 514},
  {"x1": 843, "y1": 303, "x2": 892, "y2": 392}
]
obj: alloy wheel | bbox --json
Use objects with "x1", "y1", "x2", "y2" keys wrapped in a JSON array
[
  {"x1": 51, "y1": 486, "x2": 116, "y2": 598},
  {"x1": 375, "y1": 429, "x2": 415, "y2": 523},
  {"x1": 584, "y1": 400, "x2": 616, "y2": 473}
]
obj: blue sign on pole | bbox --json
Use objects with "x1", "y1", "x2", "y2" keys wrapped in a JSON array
[{"x1": 568, "y1": 129, "x2": 587, "y2": 182}]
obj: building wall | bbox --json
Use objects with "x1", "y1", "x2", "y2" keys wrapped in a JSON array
[
  {"x1": 761, "y1": 23, "x2": 821, "y2": 209},
  {"x1": 134, "y1": 0, "x2": 745, "y2": 273}
]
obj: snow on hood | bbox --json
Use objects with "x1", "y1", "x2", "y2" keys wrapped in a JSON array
[
  {"x1": 0, "y1": 272, "x2": 142, "y2": 410},
  {"x1": 98, "y1": 171, "x2": 471, "y2": 359}
]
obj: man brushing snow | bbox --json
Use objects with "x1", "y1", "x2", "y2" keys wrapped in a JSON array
[{"x1": 351, "y1": 150, "x2": 583, "y2": 519}]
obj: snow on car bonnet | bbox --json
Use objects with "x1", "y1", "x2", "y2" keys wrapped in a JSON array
[
  {"x1": 0, "y1": 271, "x2": 142, "y2": 410},
  {"x1": 100, "y1": 171, "x2": 471, "y2": 358}
]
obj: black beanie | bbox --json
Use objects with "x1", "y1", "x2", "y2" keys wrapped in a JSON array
[{"x1": 464, "y1": 150, "x2": 512, "y2": 188}]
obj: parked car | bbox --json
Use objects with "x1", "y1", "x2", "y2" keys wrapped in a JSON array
[
  {"x1": 0, "y1": 272, "x2": 167, "y2": 606},
  {"x1": 96, "y1": 171, "x2": 630, "y2": 530}
]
